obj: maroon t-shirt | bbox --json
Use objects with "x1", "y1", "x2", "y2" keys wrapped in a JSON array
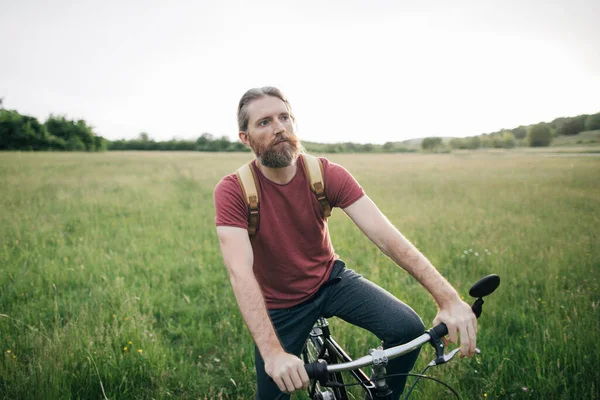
[{"x1": 214, "y1": 156, "x2": 365, "y2": 309}]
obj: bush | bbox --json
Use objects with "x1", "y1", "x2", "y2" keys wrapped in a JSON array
[{"x1": 527, "y1": 124, "x2": 552, "y2": 147}]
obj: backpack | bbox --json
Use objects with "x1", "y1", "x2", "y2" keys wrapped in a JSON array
[{"x1": 235, "y1": 153, "x2": 332, "y2": 236}]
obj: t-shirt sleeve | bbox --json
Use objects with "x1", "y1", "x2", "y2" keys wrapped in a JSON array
[
  {"x1": 321, "y1": 158, "x2": 365, "y2": 209},
  {"x1": 214, "y1": 174, "x2": 249, "y2": 229}
]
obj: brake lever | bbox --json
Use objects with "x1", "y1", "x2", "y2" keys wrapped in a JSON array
[{"x1": 428, "y1": 347, "x2": 481, "y2": 367}]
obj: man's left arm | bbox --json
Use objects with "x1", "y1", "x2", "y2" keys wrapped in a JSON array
[{"x1": 343, "y1": 195, "x2": 478, "y2": 357}]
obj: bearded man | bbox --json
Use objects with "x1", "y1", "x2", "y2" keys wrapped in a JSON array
[{"x1": 213, "y1": 87, "x2": 477, "y2": 400}]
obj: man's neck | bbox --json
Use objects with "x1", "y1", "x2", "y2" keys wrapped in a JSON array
[{"x1": 255, "y1": 158, "x2": 298, "y2": 185}]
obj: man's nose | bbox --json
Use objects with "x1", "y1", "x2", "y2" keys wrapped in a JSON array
[{"x1": 273, "y1": 119, "x2": 285, "y2": 134}]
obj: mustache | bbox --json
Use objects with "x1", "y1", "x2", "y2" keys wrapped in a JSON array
[{"x1": 270, "y1": 135, "x2": 297, "y2": 147}]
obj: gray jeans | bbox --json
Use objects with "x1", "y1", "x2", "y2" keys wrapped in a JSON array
[{"x1": 255, "y1": 260, "x2": 425, "y2": 400}]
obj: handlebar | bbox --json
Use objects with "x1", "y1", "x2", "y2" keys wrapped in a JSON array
[
  {"x1": 305, "y1": 331, "x2": 431, "y2": 383},
  {"x1": 305, "y1": 274, "x2": 500, "y2": 382}
]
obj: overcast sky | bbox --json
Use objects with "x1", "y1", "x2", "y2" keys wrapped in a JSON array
[{"x1": 1, "y1": 0, "x2": 599, "y2": 144}]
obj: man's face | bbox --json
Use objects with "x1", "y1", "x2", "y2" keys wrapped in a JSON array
[{"x1": 243, "y1": 96, "x2": 300, "y2": 168}]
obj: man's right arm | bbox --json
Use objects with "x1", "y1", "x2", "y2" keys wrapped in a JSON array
[{"x1": 216, "y1": 226, "x2": 309, "y2": 393}]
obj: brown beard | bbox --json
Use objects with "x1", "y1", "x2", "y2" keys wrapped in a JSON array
[{"x1": 249, "y1": 134, "x2": 300, "y2": 168}]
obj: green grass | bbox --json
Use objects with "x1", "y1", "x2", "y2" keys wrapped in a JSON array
[{"x1": 0, "y1": 151, "x2": 599, "y2": 399}]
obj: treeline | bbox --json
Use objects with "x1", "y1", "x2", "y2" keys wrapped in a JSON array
[
  {"x1": 2, "y1": 106, "x2": 599, "y2": 153},
  {"x1": 302, "y1": 141, "x2": 416, "y2": 153},
  {"x1": 107, "y1": 133, "x2": 250, "y2": 152},
  {"x1": 423, "y1": 112, "x2": 600, "y2": 151},
  {"x1": 0, "y1": 109, "x2": 107, "y2": 151},
  {"x1": 107, "y1": 135, "x2": 416, "y2": 153}
]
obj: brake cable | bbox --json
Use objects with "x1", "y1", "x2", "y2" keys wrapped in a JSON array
[
  {"x1": 321, "y1": 371, "x2": 459, "y2": 400},
  {"x1": 403, "y1": 365, "x2": 434, "y2": 399}
]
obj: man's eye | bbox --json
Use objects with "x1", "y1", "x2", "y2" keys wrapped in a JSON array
[
  {"x1": 259, "y1": 120, "x2": 269, "y2": 126},
  {"x1": 281, "y1": 115, "x2": 289, "y2": 121}
]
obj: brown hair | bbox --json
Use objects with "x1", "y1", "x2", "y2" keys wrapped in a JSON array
[{"x1": 237, "y1": 87, "x2": 295, "y2": 132}]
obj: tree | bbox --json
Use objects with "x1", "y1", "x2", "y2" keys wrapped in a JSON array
[
  {"x1": 421, "y1": 137, "x2": 443, "y2": 151},
  {"x1": 467, "y1": 136, "x2": 481, "y2": 150},
  {"x1": 196, "y1": 133, "x2": 214, "y2": 151},
  {"x1": 0, "y1": 109, "x2": 55, "y2": 150},
  {"x1": 215, "y1": 136, "x2": 232, "y2": 151},
  {"x1": 382, "y1": 142, "x2": 395, "y2": 152},
  {"x1": 550, "y1": 117, "x2": 566, "y2": 133},
  {"x1": 527, "y1": 123, "x2": 552, "y2": 147},
  {"x1": 230, "y1": 141, "x2": 250, "y2": 152},
  {"x1": 513, "y1": 126, "x2": 527, "y2": 139},
  {"x1": 94, "y1": 136, "x2": 107, "y2": 151},
  {"x1": 502, "y1": 131, "x2": 516, "y2": 148},
  {"x1": 480, "y1": 135, "x2": 493, "y2": 149},
  {"x1": 449, "y1": 138, "x2": 467, "y2": 149},
  {"x1": 44, "y1": 115, "x2": 98, "y2": 151},
  {"x1": 557, "y1": 115, "x2": 587, "y2": 136},
  {"x1": 65, "y1": 135, "x2": 86, "y2": 151},
  {"x1": 488, "y1": 135, "x2": 502, "y2": 148},
  {"x1": 325, "y1": 143, "x2": 340, "y2": 153},
  {"x1": 584, "y1": 113, "x2": 600, "y2": 131}
]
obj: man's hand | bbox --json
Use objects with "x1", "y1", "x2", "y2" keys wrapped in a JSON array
[
  {"x1": 264, "y1": 351, "x2": 310, "y2": 394},
  {"x1": 433, "y1": 299, "x2": 478, "y2": 357}
]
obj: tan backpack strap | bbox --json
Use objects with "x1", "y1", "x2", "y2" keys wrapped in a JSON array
[
  {"x1": 236, "y1": 161, "x2": 260, "y2": 236},
  {"x1": 301, "y1": 153, "x2": 332, "y2": 218}
]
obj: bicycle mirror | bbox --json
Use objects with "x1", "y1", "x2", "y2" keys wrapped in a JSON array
[{"x1": 469, "y1": 274, "x2": 500, "y2": 298}]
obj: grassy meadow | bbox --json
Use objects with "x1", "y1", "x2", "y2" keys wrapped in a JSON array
[{"x1": 1, "y1": 151, "x2": 599, "y2": 399}]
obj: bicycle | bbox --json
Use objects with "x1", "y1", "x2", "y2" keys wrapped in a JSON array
[{"x1": 301, "y1": 274, "x2": 501, "y2": 400}]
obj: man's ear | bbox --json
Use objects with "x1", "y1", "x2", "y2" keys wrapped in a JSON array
[{"x1": 239, "y1": 131, "x2": 250, "y2": 147}]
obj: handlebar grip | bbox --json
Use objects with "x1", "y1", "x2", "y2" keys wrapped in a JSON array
[
  {"x1": 430, "y1": 297, "x2": 485, "y2": 339},
  {"x1": 305, "y1": 361, "x2": 328, "y2": 384},
  {"x1": 430, "y1": 323, "x2": 448, "y2": 339}
]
